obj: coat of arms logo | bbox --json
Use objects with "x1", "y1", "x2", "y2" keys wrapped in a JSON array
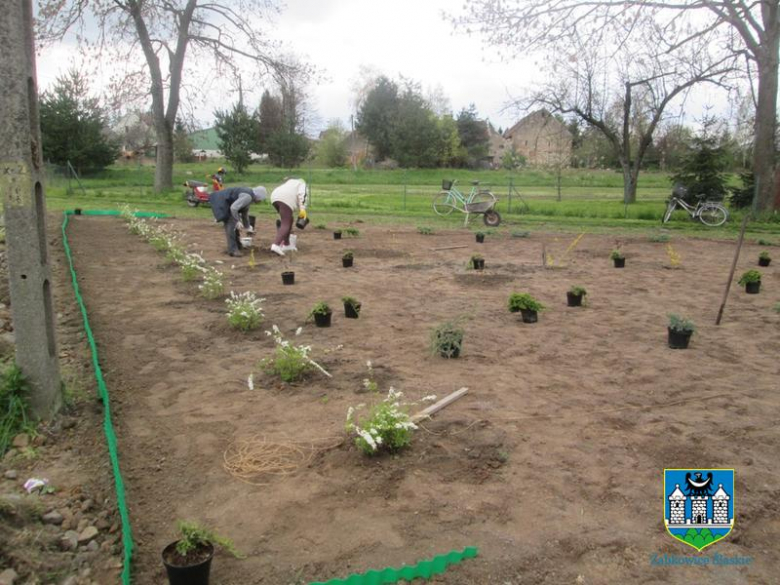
[{"x1": 664, "y1": 469, "x2": 734, "y2": 551}]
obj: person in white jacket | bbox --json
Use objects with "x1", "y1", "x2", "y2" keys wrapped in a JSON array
[{"x1": 269, "y1": 178, "x2": 307, "y2": 256}]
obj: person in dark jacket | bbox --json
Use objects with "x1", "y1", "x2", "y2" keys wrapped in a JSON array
[{"x1": 209, "y1": 185, "x2": 267, "y2": 256}]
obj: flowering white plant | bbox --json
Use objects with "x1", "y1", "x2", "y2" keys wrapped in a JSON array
[
  {"x1": 346, "y1": 388, "x2": 435, "y2": 456},
  {"x1": 225, "y1": 291, "x2": 265, "y2": 331},
  {"x1": 261, "y1": 325, "x2": 312, "y2": 382},
  {"x1": 362, "y1": 360, "x2": 378, "y2": 393},
  {"x1": 198, "y1": 266, "x2": 224, "y2": 300},
  {"x1": 180, "y1": 252, "x2": 206, "y2": 281}
]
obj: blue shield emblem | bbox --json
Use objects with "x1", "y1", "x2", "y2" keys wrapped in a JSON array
[{"x1": 664, "y1": 469, "x2": 734, "y2": 551}]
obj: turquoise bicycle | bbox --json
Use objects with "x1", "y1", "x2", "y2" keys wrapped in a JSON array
[{"x1": 433, "y1": 179, "x2": 501, "y2": 227}]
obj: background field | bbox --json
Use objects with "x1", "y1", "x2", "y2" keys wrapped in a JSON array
[{"x1": 43, "y1": 162, "x2": 780, "y2": 240}]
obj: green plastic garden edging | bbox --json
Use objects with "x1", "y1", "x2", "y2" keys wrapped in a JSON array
[
  {"x1": 61, "y1": 210, "x2": 161, "y2": 584},
  {"x1": 308, "y1": 547, "x2": 479, "y2": 585},
  {"x1": 62, "y1": 210, "x2": 477, "y2": 585}
]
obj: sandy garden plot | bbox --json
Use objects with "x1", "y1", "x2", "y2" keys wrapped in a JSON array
[{"x1": 63, "y1": 216, "x2": 779, "y2": 584}]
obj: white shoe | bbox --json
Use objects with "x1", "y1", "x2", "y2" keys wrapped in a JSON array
[
  {"x1": 282, "y1": 246, "x2": 297, "y2": 253},
  {"x1": 270, "y1": 244, "x2": 285, "y2": 256}
]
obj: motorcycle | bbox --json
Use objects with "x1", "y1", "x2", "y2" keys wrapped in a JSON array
[{"x1": 183, "y1": 169, "x2": 226, "y2": 207}]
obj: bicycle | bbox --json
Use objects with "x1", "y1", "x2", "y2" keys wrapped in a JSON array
[
  {"x1": 662, "y1": 186, "x2": 728, "y2": 227},
  {"x1": 433, "y1": 179, "x2": 501, "y2": 227}
]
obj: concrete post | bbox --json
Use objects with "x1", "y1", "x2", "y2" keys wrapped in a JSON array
[{"x1": 0, "y1": 0, "x2": 62, "y2": 418}]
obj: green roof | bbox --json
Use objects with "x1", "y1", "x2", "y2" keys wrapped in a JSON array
[{"x1": 189, "y1": 127, "x2": 220, "y2": 150}]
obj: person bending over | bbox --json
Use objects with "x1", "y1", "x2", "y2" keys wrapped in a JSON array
[
  {"x1": 209, "y1": 185, "x2": 266, "y2": 256},
  {"x1": 269, "y1": 177, "x2": 307, "y2": 256}
]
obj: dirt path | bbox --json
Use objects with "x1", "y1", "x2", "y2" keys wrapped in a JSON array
[{"x1": 65, "y1": 216, "x2": 779, "y2": 584}]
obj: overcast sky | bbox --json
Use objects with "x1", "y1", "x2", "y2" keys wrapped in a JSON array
[{"x1": 35, "y1": 0, "x2": 732, "y2": 135}]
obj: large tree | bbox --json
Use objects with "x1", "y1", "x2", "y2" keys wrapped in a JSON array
[
  {"x1": 214, "y1": 102, "x2": 257, "y2": 173},
  {"x1": 456, "y1": 0, "x2": 779, "y2": 210},
  {"x1": 38, "y1": 0, "x2": 304, "y2": 192},
  {"x1": 39, "y1": 68, "x2": 119, "y2": 173},
  {"x1": 356, "y1": 76, "x2": 400, "y2": 161},
  {"x1": 456, "y1": 104, "x2": 490, "y2": 168}
]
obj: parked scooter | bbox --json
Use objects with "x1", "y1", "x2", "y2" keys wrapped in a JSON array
[{"x1": 183, "y1": 167, "x2": 226, "y2": 207}]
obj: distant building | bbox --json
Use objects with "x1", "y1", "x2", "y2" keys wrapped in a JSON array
[
  {"x1": 189, "y1": 128, "x2": 222, "y2": 160},
  {"x1": 486, "y1": 124, "x2": 511, "y2": 168},
  {"x1": 503, "y1": 110, "x2": 572, "y2": 166}
]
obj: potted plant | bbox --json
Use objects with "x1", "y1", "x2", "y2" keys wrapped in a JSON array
[
  {"x1": 470, "y1": 254, "x2": 485, "y2": 271},
  {"x1": 508, "y1": 293, "x2": 545, "y2": 323},
  {"x1": 738, "y1": 269, "x2": 762, "y2": 294},
  {"x1": 281, "y1": 271, "x2": 295, "y2": 285},
  {"x1": 310, "y1": 301, "x2": 333, "y2": 327},
  {"x1": 333, "y1": 230, "x2": 342, "y2": 240},
  {"x1": 342, "y1": 296, "x2": 361, "y2": 319},
  {"x1": 430, "y1": 320, "x2": 464, "y2": 358},
  {"x1": 161, "y1": 521, "x2": 242, "y2": 585},
  {"x1": 475, "y1": 231, "x2": 485, "y2": 243},
  {"x1": 342, "y1": 250, "x2": 354, "y2": 268},
  {"x1": 758, "y1": 251, "x2": 771, "y2": 267},
  {"x1": 668, "y1": 314, "x2": 695, "y2": 350},
  {"x1": 610, "y1": 249, "x2": 625, "y2": 268},
  {"x1": 566, "y1": 286, "x2": 587, "y2": 307}
]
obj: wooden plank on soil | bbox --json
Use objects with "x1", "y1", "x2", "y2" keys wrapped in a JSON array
[
  {"x1": 432, "y1": 245, "x2": 469, "y2": 252},
  {"x1": 411, "y1": 387, "x2": 468, "y2": 422}
]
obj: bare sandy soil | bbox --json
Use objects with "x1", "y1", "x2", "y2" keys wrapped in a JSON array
[{"x1": 63, "y1": 216, "x2": 779, "y2": 584}]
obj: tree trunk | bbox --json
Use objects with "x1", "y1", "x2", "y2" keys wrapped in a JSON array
[
  {"x1": 155, "y1": 120, "x2": 174, "y2": 192},
  {"x1": 621, "y1": 163, "x2": 637, "y2": 204},
  {"x1": 753, "y1": 50, "x2": 779, "y2": 212}
]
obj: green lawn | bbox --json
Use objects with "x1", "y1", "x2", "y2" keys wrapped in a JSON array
[{"x1": 43, "y1": 162, "x2": 779, "y2": 241}]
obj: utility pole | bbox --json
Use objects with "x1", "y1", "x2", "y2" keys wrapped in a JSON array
[{"x1": 0, "y1": 0, "x2": 62, "y2": 418}]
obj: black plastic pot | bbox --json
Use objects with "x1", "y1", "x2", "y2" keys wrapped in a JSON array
[
  {"x1": 520, "y1": 309, "x2": 538, "y2": 323},
  {"x1": 745, "y1": 281, "x2": 761, "y2": 294},
  {"x1": 74, "y1": 208, "x2": 82, "y2": 215},
  {"x1": 476, "y1": 234, "x2": 485, "y2": 243},
  {"x1": 758, "y1": 257, "x2": 771, "y2": 267},
  {"x1": 333, "y1": 231, "x2": 342, "y2": 240},
  {"x1": 342, "y1": 257, "x2": 354, "y2": 268},
  {"x1": 471, "y1": 258, "x2": 485, "y2": 271},
  {"x1": 613, "y1": 257, "x2": 625, "y2": 268},
  {"x1": 344, "y1": 302, "x2": 361, "y2": 319},
  {"x1": 296, "y1": 217, "x2": 309, "y2": 230},
  {"x1": 162, "y1": 541, "x2": 213, "y2": 585},
  {"x1": 281, "y1": 271, "x2": 295, "y2": 285},
  {"x1": 566, "y1": 292, "x2": 584, "y2": 307},
  {"x1": 668, "y1": 327, "x2": 693, "y2": 350},
  {"x1": 313, "y1": 311, "x2": 332, "y2": 327}
]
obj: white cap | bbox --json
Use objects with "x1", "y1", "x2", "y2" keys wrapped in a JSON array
[{"x1": 252, "y1": 186, "x2": 267, "y2": 201}]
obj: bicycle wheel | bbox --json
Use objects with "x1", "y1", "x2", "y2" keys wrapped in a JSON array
[
  {"x1": 662, "y1": 201, "x2": 676, "y2": 224},
  {"x1": 698, "y1": 204, "x2": 728, "y2": 227},
  {"x1": 433, "y1": 192, "x2": 456, "y2": 216}
]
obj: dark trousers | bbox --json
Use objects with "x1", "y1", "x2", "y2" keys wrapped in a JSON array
[
  {"x1": 273, "y1": 201, "x2": 293, "y2": 246},
  {"x1": 224, "y1": 216, "x2": 239, "y2": 254}
]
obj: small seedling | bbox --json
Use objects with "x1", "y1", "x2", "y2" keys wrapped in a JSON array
[
  {"x1": 508, "y1": 293, "x2": 545, "y2": 313},
  {"x1": 759, "y1": 251, "x2": 770, "y2": 260},
  {"x1": 668, "y1": 314, "x2": 695, "y2": 333},
  {"x1": 511, "y1": 231, "x2": 530, "y2": 238},
  {"x1": 343, "y1": 227, "x2": 360, "y2": 237},
  {"x1": 417, "y1": 226, "x2": 434, "y2": 235},
  {"x1": 315, "y1": 223, "x2": 327, "y2": 230},
  {"x1": 568, "y1": 286, "x2": 587, "y2": 297},
  {"x1": 342, "y1": 250, "x2": 354, "y2": 260},
  {"x1": 261, "y1": 325, "x2": 312, "y2": 383},
  {"x1": 757, "y1": 239, "x2": 775, "y2": 246},
  {"x1": 362, "y1": 360, "x2": 378, "y2": 393},
  {"x1": 609, "y1": 249, "x2": 624, "y2": 261}
]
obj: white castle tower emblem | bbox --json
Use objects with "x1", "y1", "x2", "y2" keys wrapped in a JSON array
[{"x1": 665, "y1": 472, "x2": 734, "y2": 528}]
